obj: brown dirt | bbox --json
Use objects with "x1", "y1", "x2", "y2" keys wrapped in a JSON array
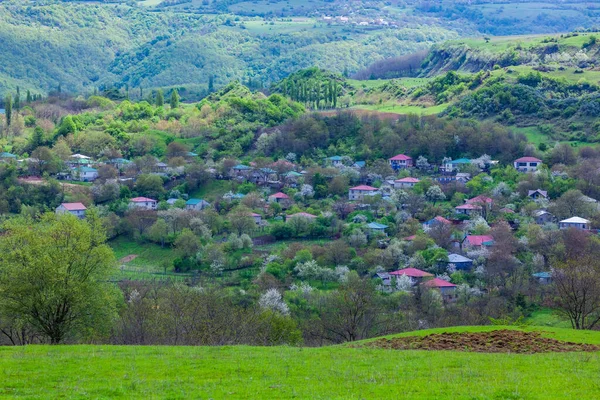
[
  {"x1": 119, "y1": 255, "x2": 138, "y2": 264},
  {"x1": 363, "y1": 330, "x2": 600, "y2": 354}
]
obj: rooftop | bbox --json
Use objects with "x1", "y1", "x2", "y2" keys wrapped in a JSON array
[
  {"x1": 59, "y1": 202, "x2": 87, "y2": 211},
  {"x1": 389, "y1": 268, "x2": 433, "y2": 278}
]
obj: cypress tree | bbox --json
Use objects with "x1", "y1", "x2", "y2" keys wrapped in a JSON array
[
  {"x1": 156, "y1": 89, "x2": 164, "y2": 107},
  {"x1": 170, "y1": 88, "x2": 180, "y2": 109},
  {"x1": 30, "y1": 126, "x2": 44, "y2": 150},
  {"x1": 208, "y1": 75, "x2": 214, "y2": 93},
  {"x1": 26, "y1": 90, "x2": 32, "y2": 103},
  {"x1": 13, "y1": 92, "x2": 20, "y2": 110},
  {"x1": 4, "y1": 95, "x2": 12, "y2": 126}
]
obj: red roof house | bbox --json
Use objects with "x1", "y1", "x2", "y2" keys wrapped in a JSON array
[
  {"x1": 55, "y1": 202, "x2": 87, "y2": 218},
  {"x1": 423, "y1": 277, "x2": 457, "y2": 288},
  {"x1": 466, "y1": 195, "x2": 493, "y2": 206},
  {"x1": 349, "y1": 185, "x2": 379, "y2": 201},
  {"x1": 389, "y1": 154, "x2": 414, "y2": 170},
  {"x1": 394, "y1": 177, "x2": 420, "y2": 188},
  {"x1": 455, "y1": 203, "x2": 482, "y2": 215},
  {"x1": 268, "y1": 192, "x2": 291, "y2": 204},
  {"x1": 514, "y1": 157, "x2": 542, "y2": 172},
  {"x1": 389, "y1": 268, "x2": 434, "y2": 278},
  {"x1": 464, "y1": 235, "x2": 494, "y2": 248}
]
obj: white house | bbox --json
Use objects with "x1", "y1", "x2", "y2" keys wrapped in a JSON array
[
  {"x1": 514, "y1": 157, "x2": 542, "y2": 173},
  {"x1": 559, "y1": 217, "x2": 590, "y2": 230},
  {"x1": 72, "y1": 166, "x2": 98, "y2": 182},
  {"x1": 55, "y1": 202, "x2": 87, "y2": 218},
  {"x1": 394, "y1": 177, "x2": 420, "y2": 189},
  {"x1": 129, "y1": 197, "x2": 158, "y2": 210},
  {"x1": 348, "y1": 185, "x2": 379, "y2": 201}
]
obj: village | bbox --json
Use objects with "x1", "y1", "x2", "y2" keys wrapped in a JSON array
[{"x1": 2, "y1": 145, "x2": 592, "y2": 301}]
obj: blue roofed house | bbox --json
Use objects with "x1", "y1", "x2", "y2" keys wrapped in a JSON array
[
  {"x1": 0, "y1": 152, "x2": 17, "y2": 162},
  {"x1": 186, "y1": 198, "x2": 210, "y2": 211},
  {"x1": 72, "y1": 166, "x2": 98, "y2": 182},
  {"x1": 366, "y1": 222, "x2": 388, "y2": 236},
  {"x1": 326, "y1": 155, "x2": 344, "y2": 167},
  {"x1": 446, "y1": 253, "x2": 474, "y2": 271},
  {"x1": 533, "y1": 271, "x2": 552, "y2": 284}
]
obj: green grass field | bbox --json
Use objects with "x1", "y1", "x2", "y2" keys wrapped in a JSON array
[
  {"x1": 2, "y1": 326, "x2": 600, "y2": 399},
  {"x1": 354, "y1": 103, "x2": 449, "y2": 116}
]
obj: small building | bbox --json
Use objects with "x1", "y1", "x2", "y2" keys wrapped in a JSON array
[
  {"x1": 185, "y1": 198, "x2": 210, "y2": 211},
  {"x1": 466, "y1": 195, "x2": 493, "y2": 208},
  {"x1": 534, "y1": 210, "x2": 555, "y2": 225},
  {"x1": 55, "y1": 202, "x2": 87, "y2": 218},
  {"x1": 447, "y1": 253, "x2": 473, "y2": 271},
  {"x1": 0, "y1": 152, "x2": 17, "y2": 162},
  {"x1": 455, "y1": 203, "x2": 481, "y2": 216},
  {"x1": 389, "y1": 267, "x2": 433, "y2": 284},
  {"x1": 463, "y1": 235, "x2": 494, "y2": 249},
  {"x1": 352, "y1": 161, "x2": 366, "y2": 169},
  {"x1": 349, "y1": 185, "x2": 379, "y2": 201},
  {"x1": 442, "y1": 158, "x2": 471, "y2": 173},
  {"x1": 533, "y1": 272, "x2": 552, "y2": 285},
  {"x1": 251, "y1": 213, "x2": 263, "y2": 224},
  {"x1": 514, "y1": 157, "x2": 542, "y2": 173},
  {"x1": 72, "y1": 166, "x2": 98, "y2": 182},
  {"x1": 374, "y1": 272, "x2": 392, "y2": 290},
  {"x1": 106, "y1": 158, "x2": 132, "y2": 170},
  {"x1": 422, "y1": 278, "x2": 457, "y2": 298},
  {"x1": 129, "y1": 197, "x2": 158, "y2": 210},
  {"x1": 394, "y1": 177, "x2": 420, "y2": 189},
  {"x1": 559, "y1": 217, "x2": 590, "y2": 230},
  {"x1": 389, "y1": 154, "x2": 413, "y2": 171},
  {"x1": 268, "y1": 192, "x2": 290, "y2": 204},
  {"x1": 528, "y1": 189, "x2": 548, "y2": 200},
  {"x1": 366, "y1": 222, "x2": 388, "y2": 235},
  {"x1": 423, "y1": 216, "x2": 452, "y2": 230},
  {"x1": 325, "y1": 156, "x2": 343, "y2": 167}
]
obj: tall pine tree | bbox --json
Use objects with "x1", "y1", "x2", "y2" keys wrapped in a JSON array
[
  {"x1": 170, "y1": 89, "x2": 180, "y2": 109},
  {"x1": 4, "y1": 95, "x2": 12, "y2": 126},
  {"x1": 155, "y1": 89, "x2": 164, "y2": 107}
]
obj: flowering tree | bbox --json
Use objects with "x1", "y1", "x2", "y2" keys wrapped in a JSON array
[{"x1": 259, "y1": 289, "x2": 290, "y2": 315}]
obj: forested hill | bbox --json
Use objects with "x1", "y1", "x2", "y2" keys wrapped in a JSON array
[
  {"x1": 2, "y1": 1, "x2": 600, "y2": 98},
  {"x1": 0, "y1": 2, "x2": 453, "y2": 97}
]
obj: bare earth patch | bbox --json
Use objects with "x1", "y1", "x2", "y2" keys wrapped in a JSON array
[
  {"x1": 119, "y1": 255, "x2": 138, "y2": 264},
  {"x1": 363, "y1": 330, "x2": 600, "y2": 354}
]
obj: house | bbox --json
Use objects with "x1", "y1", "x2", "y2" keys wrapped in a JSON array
[
  {"x1": 514, "y1": 157, "x2": 542, "y2": 173},
  {"x1": 72, "y1": 166, "x2": 98, "y2": 182},
  {"x1": 389, "y1": 267, "x2": 433, "y2": 284},
  {"x1": 446, "y1": 253, "x2": 473, "y2": 271},
  {"x1": 232, "y1": 164, "x2": 252, "y2": 176},
  {"x1": 422, "y1": 278, "x2": 457, "y2": 298},
  {"x1": 389, "y1": 154, "x2": 413, "y2": 171},
  {"x1": 559, "y1": 217, "x2": 590, "y2": 230},
  {"x1": 442, "y1": 158, "x2": 471, "y2": 173},
  {"x1": 185, "y1": 198, "x2": 210, "y2": 211},
  {"x1": 288, "y1": 212, "x2": 318, "y2": 221},
  {"x1": 106, "y1": 158, "x2": 132, "y2": 170},
  {"x1": 534, "y1": 210, "x2": 555, "y2": 225},
  {"x1": 394, "y1": 177, "x2": 420, "y2": 189},
  {"x1": 532, "y1": 272, "x2": 552, "y2": 285},
  {"x1": 55, "y1": 202, "x2": 87, "y2": 218},
  {"x1": 366, "y1": 222, "x2": 388, "y2": 235},
  {"x1": 251, "y1": 213, "x2": 263, "y2": 224},
  {"x1": 466, "y1": 195, "x2": 493, "y2": 208},
  {"x1": 423, "y1": 216, "x2": 452, "y2": 230},
  {"x1": 348, "y1": 185, "x2": 379, "y2": 201},
  {"x1": 268, "y1": 192, "x2": 290, "y2": 204},
  {"x1": 455, "y1": 203, "x2": 482, "y2": 216},
  {"x1": 374, "y1": 272, "x2": 392, "y2": 290},
  {"x1": 528, "y1": 189, "x2": 548, "y2": 200},
  {"x1": 352, "y1": 161, "x2": 366, "y2": 169},
  {"x1": 129, "y1": 197, "x2": 158, "y2": 210},
  {"x1": 154, "y1": 162, "x2": 168, "y2": 172},
  {"x1": 0, "y1": 152, "x2": 17, "y2": 162},
  {"x1": 166, "y1": 198, "x2": 179, "y2": 206},
  {"x1": 325, "y1": 156, "x2": 343, "y2": 167},
  {"x1": 456, "y1": 173, "x2": 471, "y2": 183},
  {"x1": 463, "y1": 235, "x2": 494, "y2": 249}
]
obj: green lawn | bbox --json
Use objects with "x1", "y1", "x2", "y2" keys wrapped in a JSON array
[
  {"x1": 525, "y1": 309, "x2": 572, "y2": 329},
  {"x1": 189, "y1": 180, "x2": 236, "y2": 202},
  {"x1": 354, "y1": 102, "x2": 449, "y2": 116},
  {"x1": 2, "y1": 326, "x2": 600, "y2": 399}
]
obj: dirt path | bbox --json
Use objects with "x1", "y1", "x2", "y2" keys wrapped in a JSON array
[
  {"x1": 119, "y1": 255, "x2": 138, "y2": 264},
  {"x1": 363, "y1": 330, "x2": 600, "y2": 353}
]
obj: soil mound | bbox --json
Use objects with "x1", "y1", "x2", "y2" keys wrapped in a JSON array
[{"x1": 364, "y1": 330, "x2": 600, "y2": 354}]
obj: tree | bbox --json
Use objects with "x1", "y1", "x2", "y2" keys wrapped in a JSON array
[
  {"x1": 155, "y1": 89, "x2": 164, "y2": 107},
  {"x1": 135, "y1": 174, "x2": 165, "y2": 198},
  {"x1": 208, "y1": 75, "x2": 214, "y2": 93},
  {"x1": 148, "y1": 219, "x2": 169, "y2": 248},
  {"x1": 4, "y1": 95, "x2": 12, "y2": 127},
  {"x1": 553, "y1": 256, "x2": 600, "y2": 329},
  {"x1": 426, "y1": 185, "x2": 446, "y2": 205},
  {"x1": 170, "y1": 89, "x2": 180, "y2": 109},
  {"x1": 29, "y1": 126, "x2": 44, "y2": 150},
  {"x1": 174, "y1": 228, "x2": 200, "y2": 259},
  {"x1": 0, "y1": 212, "x2": 117, "y2": 344},
  {"x1": 229, "y1": 206, "x2": 256, "y2": 235}
]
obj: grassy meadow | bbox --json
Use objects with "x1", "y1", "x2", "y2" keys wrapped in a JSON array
[{"x1": 2, "y1": 326, "x2": 600, "y2": 399}]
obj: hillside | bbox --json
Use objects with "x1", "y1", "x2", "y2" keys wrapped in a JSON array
[{"x1": 2, "y1": 326, "x2": 600, "y2": 398}]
